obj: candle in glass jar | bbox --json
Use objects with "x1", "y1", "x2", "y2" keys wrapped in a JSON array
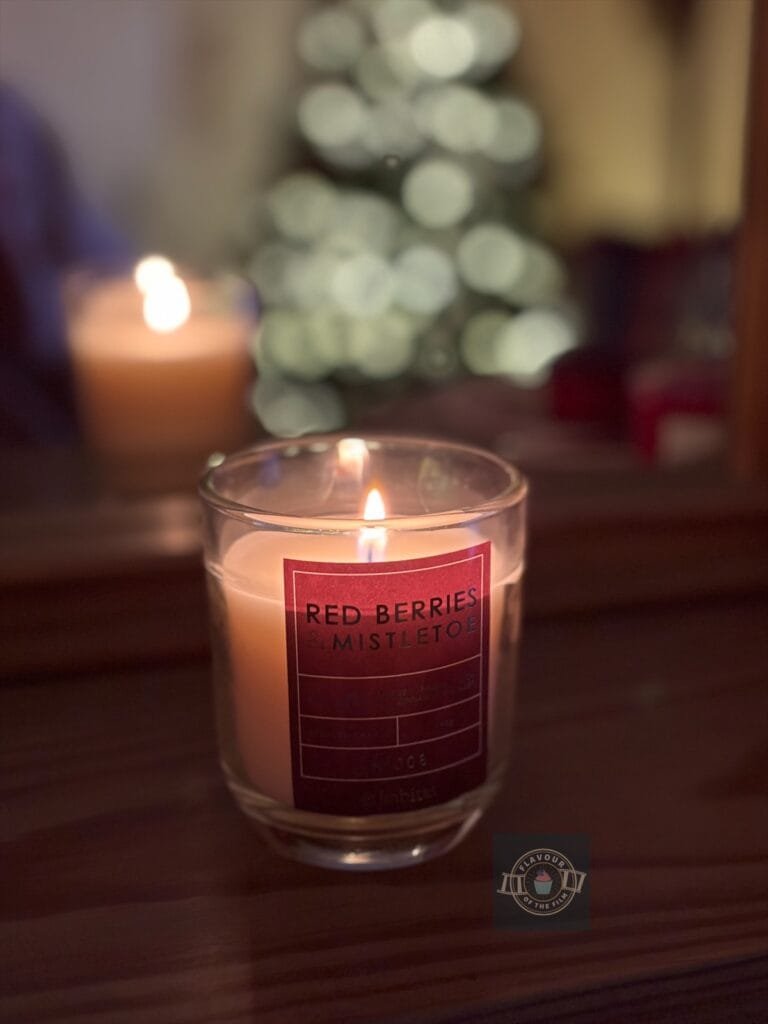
[
  {"x1": 201, "y1": 436, "x2": 525, "y2": 869},
  {"x1": 67, "y1": 256, "x2": 253, "y2": 460},
  {"x1": 219, "y1": 490, "x2": 510, "y2": 815}
]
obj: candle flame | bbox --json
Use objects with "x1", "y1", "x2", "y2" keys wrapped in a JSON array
[
  {"x1": 134, "y1": 255, "x2": 175, "y2": 294},
  {"x1": 359, "y1": 486, "x2": 387, "y2": 562},
  {"x1": 142, "y1": 274, "x2": 191, "y2": 333},
  {"x1": 363, "y1": 486, "x2": 386, "y2": 521}
]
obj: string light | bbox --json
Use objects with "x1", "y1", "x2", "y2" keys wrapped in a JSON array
[
  {"x1": 394, "y1": 245, "x2": 457, "y2": 314},
  {"x1": 409, "y1": 16, "x2": 476, "y2": 79},
  {"x1": 298, "y1": 83, "x2": 367, "y2": 149},
  {"x1": 298, "y1": 6, "x2": 365, "y2": 73},
  {"x1": 460, "y1": 310, "x2": 508, "y2": 374},
  {"x1": 331, "y1": 253, "x2": 396, "y2": 316},
  {"x1": 462, "y1": 1, "x2": 521, "y2": 78},
  {"x1": 402, "y1": 158, "x2": 474, "y2": 228},
  {"x1": 252, "y1": 377, "x2": 346, "y2": 437},
  {"x1": 416, "y1": 84, "x2": 497, "y2": 153},
  {"x1": 457, "y1": 222, "x2": 527, "y2": 295},
  {"x1": 493, "y1": 308, "x2": 579, "y2": 385},
  {"x1": 347, "y1": 314, "x2": 415, "y2": 378},
  {"x1": 267, "y1": 174, "x2": 338, "y2": 242},
  {"x1": 372, "y1": 0, "x2": 435, "y2": 43},
  {"x1": 483, "y1": 98, "x2": 541, "y2": 165}
]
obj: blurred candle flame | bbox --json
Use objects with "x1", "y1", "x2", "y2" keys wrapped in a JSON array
[
  {"x1": 138, "y1": 264, "x2": 192, "y2": 331},
  {"x1": 134, "y1": 255, "x2": 175, "y2": 294}
]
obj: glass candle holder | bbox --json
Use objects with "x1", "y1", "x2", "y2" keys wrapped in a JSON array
[
  {"x1": 65, "y1": 260, "x2": 256, "y2": 490},
  {"x1": 200, "y1": 436, "x2": 526, "y2": 870}
]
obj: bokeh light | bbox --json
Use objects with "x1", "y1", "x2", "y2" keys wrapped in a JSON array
[
  {"x1": 267, "y1": 173, "x2": 338, "y2": 243},
  {"x1": 483, "y1": 97, "x2": 541, "y2": 165},
  {"x1": 332, "y1": 253, "x2": 396, "y2": 316},
  {"x1": 416, "y1": 85, "x2": 497, "y2": 153},
  {"x1": 347, "y1": 313, "x2": 415, "y2": 378},
  {"x1": 493, "y1": 308, "x2": 579, "y2": 385},
  {"x1": 505, "y1": 242, "x2": 566, "y2": 306},
  {"x1": 409, "y1": 16, "x2": 476, "y2": 79},
  {"x1": 462, "y1": 0, "x2": 520, "y2": 78},
  {"x1": 363, "y1": 101, "x2": 425, "y2": 160},
  {"x1": 457, "y1": 222, "x2": 527, "y2": 294},
  {"x1": 327, "y1": 192, "x2": 400, "y2": 254},
  {"x1": 257, "y1": 310, "x2": 332, "y2": 381},
  {"x1": 402, "y1": 158, "x2": 474, "y2": 228},
  {"x1": 460, "y1": 310, "x2": 509, "y2": 374},
  {"x1": 298, "y1": 6, "x2": 365, "y2": 72},
  {"x1": 252, "y1": 377, "x2": 346, "y2": 437},
  {"x1": 372, "y1": 0, "x2": 435, "y2": 44},
  {"x1": 298, "y1": 83, "x2": 366, "y2": 149},
  {"x1": 249, "y1": 244, "x2": 296, "y2": 305},
  {"x1": 246, "y1": 0, "x2": 577, "y2": 438},
  {"x1": 394, "y1": 245, "x2": 457, "y2": 314},
  {"x1": 354, "y1": 44, "x2": 408, "y2": 101},
  {"x1": 284, "y1": 250, "x2": 341, "y2": 309}
]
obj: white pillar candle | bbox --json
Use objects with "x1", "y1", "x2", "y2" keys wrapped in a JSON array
[{"x1": 67, "y1": 257, "x2": 253, "y2": 461}]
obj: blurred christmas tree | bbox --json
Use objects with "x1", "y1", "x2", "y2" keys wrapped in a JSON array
[{"x1": 248, "y1": 0, "x2": 580, "y2": 437}]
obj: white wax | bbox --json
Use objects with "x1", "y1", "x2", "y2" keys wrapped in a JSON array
[{"x1": 68, "y1": 277, "x2": 252, "y2": 457}]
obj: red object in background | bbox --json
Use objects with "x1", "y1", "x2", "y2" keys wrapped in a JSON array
[
  {"x1": 553, "y1": 235, "x2": 733, "y2": 461},
  {"x1": 627, "y1": 358, "x2": 726, "y2": 464},
  {"x1": 549, "y1": 347, "x2": 627, "y2": 430},
  {"x1": 550, "y1": 348, "x2": 727, "y2": 466}
]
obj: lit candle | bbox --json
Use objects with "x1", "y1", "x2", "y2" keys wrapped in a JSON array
[
  {"x1": 67, "y1": 256, "x2": 254, "y2": 468},
  {"x1": 357, "y1": 486, "x2": 387, "y2": 561},
  {"x1": 202, "y1": 436, "x2": 526, "y2": 869}
]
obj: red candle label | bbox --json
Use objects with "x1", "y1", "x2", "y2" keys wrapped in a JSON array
[{"x1": 283, "y1": 542, "x2": 490, "y2": 816}]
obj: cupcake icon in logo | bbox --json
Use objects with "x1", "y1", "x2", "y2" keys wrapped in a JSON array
[
  {"x1": 496, "y1": 842, "x2": 588, "y2": 921},
  {"x1": 534, "y1": 869, "x2": 553, "y2": 896}
]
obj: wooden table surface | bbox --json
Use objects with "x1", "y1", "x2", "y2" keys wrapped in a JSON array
[
  {"x1": 2, "y1": 437, "x2": 768, "y2": 1022},
  {"x1": 3, "y1": 591, "x2": 768, "y2": 1022}
]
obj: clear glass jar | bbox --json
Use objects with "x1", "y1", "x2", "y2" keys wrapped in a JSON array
[{"x1": 200, "y1": 435, "x2": 526, "y2": 870}]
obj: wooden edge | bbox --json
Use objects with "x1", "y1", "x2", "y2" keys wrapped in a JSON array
[{"x1": 732, "y1": 0, "x2": 768, "y2": 478}]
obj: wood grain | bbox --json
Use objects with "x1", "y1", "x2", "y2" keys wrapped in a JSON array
[{"x1": 2, "y1": 597, "x2": 767, "y2": 1023}]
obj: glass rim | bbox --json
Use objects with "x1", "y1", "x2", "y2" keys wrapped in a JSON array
[{"x1": 199, "y1": 433, "x2": 527, "y2": 533}]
